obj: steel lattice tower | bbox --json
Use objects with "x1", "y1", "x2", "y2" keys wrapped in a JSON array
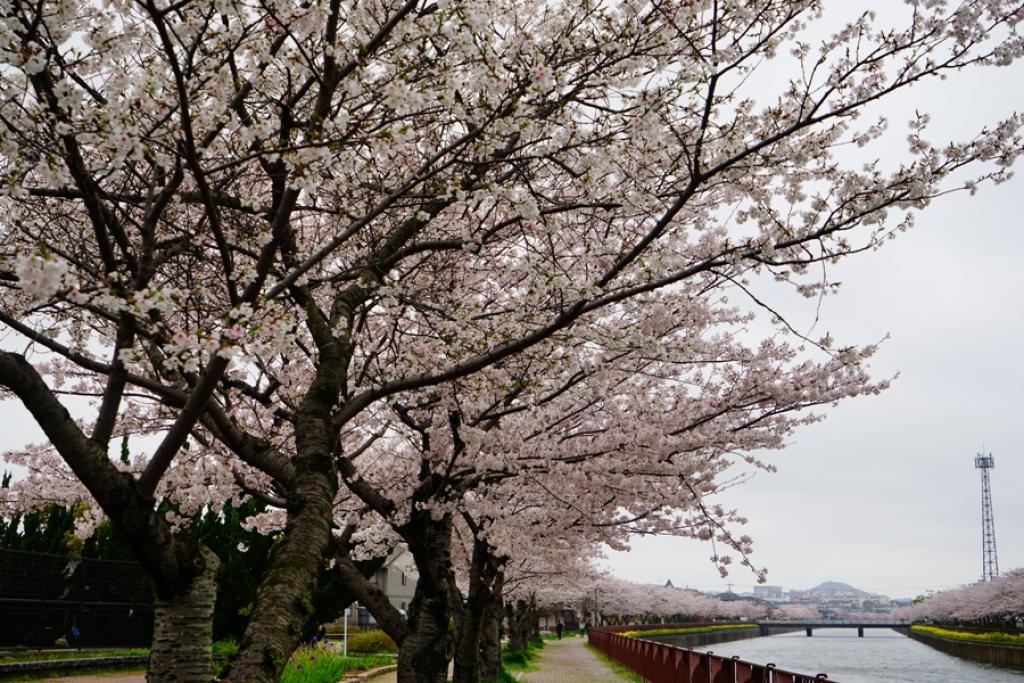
[{"x1": 974, "y1": 452, "x2": 999, "y2": 582}]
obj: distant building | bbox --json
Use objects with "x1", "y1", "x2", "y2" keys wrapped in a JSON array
[
  {"x1": 370, "y1": 547, "x2": 417, "y2": 613},
  {"x1": 354, "y1": 547, "x2": 418, "y2": 627},
  {"x1": 753, "y1": 585, "x2": 785, "y2": 601},
  {"x1": 791, "y1": 581, "x2": 891, "y2": 610}
]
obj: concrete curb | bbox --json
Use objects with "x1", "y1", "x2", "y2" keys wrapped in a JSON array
[
  {"x1": 0, "y1": 656, "x2": 149, "y2": 678},
  {"x1": 344, "y1": 664, "x2": 398, "y2": 681}
]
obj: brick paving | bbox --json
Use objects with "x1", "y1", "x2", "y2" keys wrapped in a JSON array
[{"x1": 517, "y1": 637, "x2": 629, "y2": 683}]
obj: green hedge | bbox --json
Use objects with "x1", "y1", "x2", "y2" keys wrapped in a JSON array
[{"x1": 345, "y1": 629, "x2": 398, "y2": 654}]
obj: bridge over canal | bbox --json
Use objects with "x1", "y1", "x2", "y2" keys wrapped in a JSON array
[{"x1": 758, "y1": 621, "x2": 909, "y2": 638}]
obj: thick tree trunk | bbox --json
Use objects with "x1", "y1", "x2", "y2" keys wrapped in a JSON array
[
  {"x1": 505, "y1": 598, "x2": 532, "y2": 652},
  {"x1": 149, "y1": 545, "x2": 220, "y2": 683},
  {"x1": 229, "y1": 378, "x2": 340, "y2": 683},
  {"x1": 453, "y1": 613, "x2": 485, "y2": 682},
  {"x1": 452, "y1": 540, "x2": 504, "y2": 683},
  {"x1": 477, "y1": 575, "x2": 504, "y2": 683},
  {"x1": 396, "y1": 513, "x2": 457, "y2": 683},
  {"x1": 228, "y1": 466, "x2": 336, "y2": 682},
  {"x1": 477, "y1": 602, "x2": 501, "y2": 683}
]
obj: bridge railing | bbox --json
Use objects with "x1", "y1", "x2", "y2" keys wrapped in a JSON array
[{"x1": 588, "y1": 626, "x2": 833, "y2": 683}]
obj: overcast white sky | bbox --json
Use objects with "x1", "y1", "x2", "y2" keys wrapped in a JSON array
[{"x1": 604, "y1": 14, "x2": 1024, "y2": 598}]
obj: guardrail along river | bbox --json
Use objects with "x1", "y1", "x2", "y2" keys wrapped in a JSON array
[{"x1": 664, "y1": 628, "x2": 1023, "y2": 682}]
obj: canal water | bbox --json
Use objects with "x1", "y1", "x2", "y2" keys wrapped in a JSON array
[{"x1": 671, "y1": 629, "x2": 1024, "y2": 682}]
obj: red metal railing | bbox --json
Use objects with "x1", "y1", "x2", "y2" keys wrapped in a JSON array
[{"x1": 588, "y1": 626, "x2": 834, "y2": 683}]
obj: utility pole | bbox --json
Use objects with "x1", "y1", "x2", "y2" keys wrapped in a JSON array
[{"x1": 974, "y1": 452, "x2": 999, "y2": 582}]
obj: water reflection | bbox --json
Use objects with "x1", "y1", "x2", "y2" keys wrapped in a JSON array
[{"x1": 660, "y1": 629, "x2": 1024, "y2": 683}]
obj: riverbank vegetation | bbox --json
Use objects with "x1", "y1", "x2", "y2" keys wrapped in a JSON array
[
  {"x1": 622, "y1": 624, "x2": 758, "y2": 638},
  {"x1": 911, "y1": 625, "x2": 1024, "y2": 646}
]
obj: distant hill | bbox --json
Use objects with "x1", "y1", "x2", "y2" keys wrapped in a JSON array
[{"x1": 807, "y1": 581, "x2": 870, "y2": 596}]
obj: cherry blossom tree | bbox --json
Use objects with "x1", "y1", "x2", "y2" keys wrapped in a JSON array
[
  {"x1": 1, "y1": 1, "x2": 1023, "y2": 682},
  {"x1": 323, "y1": 301, "x2": 882, "y2": 681},
  {"x1": 772, "y1": 604, "x2": 821, "y2": 621},
  {"x1": 520, "y1": 572, "x2": 767, "y2": 626},
  {"x1": 894, "y1": 569, "x2": 1024, "y2": 624}
]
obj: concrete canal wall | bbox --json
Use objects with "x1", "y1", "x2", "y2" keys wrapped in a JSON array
[{"x1": 905, "y1": 628, "x2": 1024, "y2": 670}]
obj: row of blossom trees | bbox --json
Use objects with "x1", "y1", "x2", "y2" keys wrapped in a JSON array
[
  {"x1": 528, "y1": 574, "x2": 820, "y2": 625},
  {"x1": 2, "y1": 0, "x2": 1024, "y2": 681},
  {"x1": 894, "y1": 570, "x2": 1024, "y2": 625}
]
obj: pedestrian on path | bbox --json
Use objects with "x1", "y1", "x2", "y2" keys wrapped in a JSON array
[{"x1": 556, "y1": 621, "x2": 563, "y2": 639}]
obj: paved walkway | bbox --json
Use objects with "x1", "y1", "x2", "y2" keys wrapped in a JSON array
[{"x1": 517, "y1": 637, "x2": 628, "y2": 682}]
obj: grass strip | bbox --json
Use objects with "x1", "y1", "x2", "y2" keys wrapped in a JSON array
[
  {"x1": 1, "y1": 664, "x2": 148, "y2": 682},
  {"x1": 1, "y1": 638, "x2": 241, "y2": 665},
  {"x1": 501, "y1": 634, "x2": 545, "y2": 672},
  {"x1": 486, "y1": 669, "x2": 519, "y2": 683}
]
